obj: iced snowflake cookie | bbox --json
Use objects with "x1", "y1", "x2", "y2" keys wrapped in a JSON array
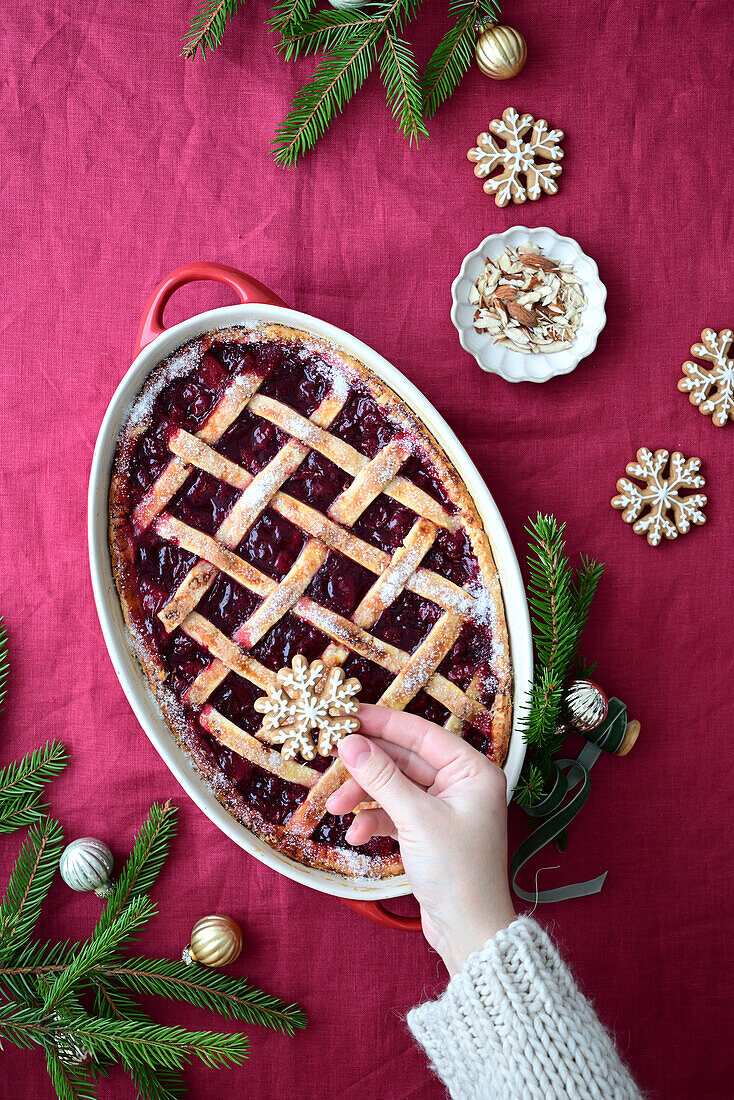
[
  {"x1": 611, "y1": 449, "x2": 707, "y2": 547},
  {"x1": 678, "y1": 328, "x2": 734, "y2": 428},
  {"x1": 468, "y1": 108, "x2": 563, "y2": 207},
  {"x1": 254, "y1": 655, "x2": 361, "y2": 761}
]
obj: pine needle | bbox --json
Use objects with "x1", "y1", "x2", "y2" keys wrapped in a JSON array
[
  {"x1": 0, "y1": 1004, "x2": 249, "y2": 1072},
  {"x1": 379, "y1": 30, "x2": 428, "y2": 144},
  {"x1": 99, "y1": 958, "x2": 307, "y2": 1035},
  {"x1": 95, "y1": 983, "x2": 186, "y2": 1099},
  {"x1": 272, "y1": 31, "x2": 379, "y2": 167},
  {"x1": 268, "y1": 0, "x2": 318, "y2": 38},
  {"x1": 43, "y1": 896, "x2": 157, "y2": 1011},
  {"x1": 44, "y1": 1048, "x2": 97, "y2": 1100},
  {"x1": 572, "y1": 555, "x2": 604, "y2": 635},
  {"x1": 0, "y1": 938, "x2": 71, "y2": 1004},
  {"x1": 276, "y1": 8, "x2": 377, "y2": 62},
  {"x1": 97, "y1": 800, "x2": 177, "y2": 934},
  {"x1": 182, "y1": 0, "x2": 244, "y2": 60},
  {"x1": 422, "y1": 0, "x2": 499, "y2": 118},
  {"x1": 0, "y1": 818, "x2": 64, "y2": 960},
  {"x1": 0, "y1": 742, "x2": 69, "y2": 834}
]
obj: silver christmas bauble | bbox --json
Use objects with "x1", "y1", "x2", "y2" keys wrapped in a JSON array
[
  {"x1": 183, "y1": 914, "x2": 243, "y2": 968},
  {"x1": 59, "y1": 837, "x2": 114, "y2": 897},
  {"x1": 53, "y1": 1013, "x2": 92, "y2": 1066},
  {"x1": 564, "y1": 680, "x2": 609, "y2": 733},
  {"x1": 328, "y1": 0, "x2": 366, "y2": 8}
]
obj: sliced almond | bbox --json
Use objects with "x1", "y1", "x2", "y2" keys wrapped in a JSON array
[
  {"x1": 493, "y1": 284, "x2": 517, "y2": 300},
  {"x1": 507, "y1": 301, "x2": 538, "y2": 326},
  {"x1": 518, "y1": 253, "x2": 557, "y2": 271}
]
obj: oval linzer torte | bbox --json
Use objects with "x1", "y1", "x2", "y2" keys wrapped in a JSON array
[{"x1": 109, "y1": 323, "x2": 511, "y2": 878}]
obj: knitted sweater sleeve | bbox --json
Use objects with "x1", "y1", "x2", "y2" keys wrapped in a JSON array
[{"x1": 407, "y1": 916, "x2": 642, "y2": 1100}]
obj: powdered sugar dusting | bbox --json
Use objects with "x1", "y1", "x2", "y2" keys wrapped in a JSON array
[
  {"x1": 467, "y1": 578, "x2": 506, "y2": 660},
  {"x1": 304, "y1": 341, "x2": 355, "y2": 401},
  {"x1": 126, "y1": 340, "x2": 204, "y2": 430}
]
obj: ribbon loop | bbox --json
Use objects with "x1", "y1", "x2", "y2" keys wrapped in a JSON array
[{"x1": 511, "y1": 699, "x2": 628, "y2": 903}]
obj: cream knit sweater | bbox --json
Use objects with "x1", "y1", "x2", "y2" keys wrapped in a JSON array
[{"x1": 408, "y1": 916, "x2": 642, "y2": 1100}]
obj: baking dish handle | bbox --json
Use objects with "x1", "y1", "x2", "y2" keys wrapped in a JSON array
[
  {"x1": 341, "y1": 899, "x2": 422, "y2": 932},
  {"x1": 134, "y1": 262, "x2": 286, "y2": 357}
]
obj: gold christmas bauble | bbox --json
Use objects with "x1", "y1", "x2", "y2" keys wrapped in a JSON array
[
  {"x1": 475, "y1": 23, "x2": 527, "y2": 80},
  {"x1": 184, "y1": 914, "x2": 243, "y2": 968}
]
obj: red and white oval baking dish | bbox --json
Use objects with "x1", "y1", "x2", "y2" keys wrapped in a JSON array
[{"x1": 88, "y1": 262, "x2": 532, "y2": 931}]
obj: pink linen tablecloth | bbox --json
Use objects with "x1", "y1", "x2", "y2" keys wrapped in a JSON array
[{"x1": 1, "y1": 1, "x2": 732, "y2": 1097}]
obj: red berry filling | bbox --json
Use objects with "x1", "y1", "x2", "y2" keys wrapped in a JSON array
[
  {"x1": 372, "y1": 590, "x2": 442, "y2": 653},
  {"x1": 197, "y1": 574, "x2": 260, "y2": 636},
  {"x1": 283, "y1": 450, "x2": 351, "y2": 511},
  {"x1": 216, "y1": 409, "x2": 287, "y2": 472},
  {"x1": 353, "y1": 497, "x2": 418, "y2": 554},
  {"x1": 329, "y1": 390, "x2": 394, "y2": 458},
  {"x1": 304, "y1": 551, "x2": 373, "y2": 618},
  {"x1": 169, "y1": 470, "x2": 240, "y2": 535},
  {"x1": 249, "y1": 612, "x2": 331, "y2": 671},
  {"x1": 237, "y1": 509, "x2": 306, "y2": 579}
]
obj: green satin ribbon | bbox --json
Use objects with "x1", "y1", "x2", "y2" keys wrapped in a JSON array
[{"x1": 510, "y1": 698, "x2": 627, "y2": 903}]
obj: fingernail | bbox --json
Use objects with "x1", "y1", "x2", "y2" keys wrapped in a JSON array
[
  {"x1": 339, "y1": 735, "x2": 371, "y2": 769},
  {"x1": 325, "y1": 795, "x2": 338, "y2": 813}
]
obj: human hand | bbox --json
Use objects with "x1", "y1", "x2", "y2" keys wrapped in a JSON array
[{"x1": 326, "y1": 705, "x2": 516, "y2": 975}]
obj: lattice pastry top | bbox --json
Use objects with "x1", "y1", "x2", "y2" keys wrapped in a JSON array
[{"x1": 109, "y1": 323, "x2": 512, "y2": 879}]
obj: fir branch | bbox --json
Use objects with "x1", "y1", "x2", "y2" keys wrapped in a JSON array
[
  {"x1": 0, "y1": 818, "x2": 64, "y2": 960},
  {"x1": 379, "y1": 30, "x2": 428, "y2": 144},
  {"x1": 44, "y1": 1048, "x2": 97, "y2": 1100},
  {"x1": 0, "y1": 741, "x2": 69, "y2": 833},
  {"x1": 182, "y1": 0, "x2": 244, "y2": 60},
  {"x1": 125, "y1": 1059, "x2": 186, "y2": 1100},
  {"x1": 98, "y1": 957, "x2": 307, "y2": 1035},
  {"x1": 572, "y1": 555, "x2": 604, "y2": 635},
  {"x1": 0, "y1": 803, "x2": 53, "y2": 835},
  {"x1": 0, "y1": 1003, "x2": 249, "y2": 1071},
  {"x1": 516, "y1": 515, "x2": 605, "y2": 801},
  {"x1": 276, "y1": 8, "x2": 377, "y2": 62},
  {"x1": 575, "y1": 654, "x2": 598, "y2": 679},
  {"x1": 272, "y1": 31, "x2": 379, "y2": 167},
  {"x1": 525, "y1": 515, "x2": 578, "y2": 672},
  {"x1": 422, "y1": 0, "x2": 498, "y2": 117},
  {"x1": 0, "y1": 618, "x2": 8, "y2": 710},
  {"x1": 97, "y1": 801, "x2": 177, "y2": 934},
  {"x1": 513, "y1": 763, "x2": 546, "y2": 810},
  {"x1": 0, "y1": 953, "x2": 306, "y2": 1037},
  {"x1": 42, "y1": 895, "x2": 156, "y2": 1011},
  {"x1": 82, "y1": 1015, "x2": 249, "y2": 1072},
  {"x1": 421, "y1": 1, "x2": 475, "y2": 119},
  {"x1": 0, "y1": 938, "x2": 71, "y2": 1004},
  {"x1": 95, "y1": 982, "x2": 186, "y2": 1100},
  {"x1": 273, "y1": 0, "x2": 422, "y2": 165},
  {"x1": 269, "y1": 0, "x2": 317, "y2": 38}
]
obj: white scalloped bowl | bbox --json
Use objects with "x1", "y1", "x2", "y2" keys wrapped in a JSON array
[{"x1": 451, "y1": 227, "x2": 607, "y2": 384}]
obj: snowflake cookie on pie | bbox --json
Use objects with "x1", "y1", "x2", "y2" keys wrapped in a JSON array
[
  {"x1": 254, "y1": 655, "x2": 361, "y2": 761},
  {"x1": 468, "y1": 108, "x2": 564, "y2": 207}
]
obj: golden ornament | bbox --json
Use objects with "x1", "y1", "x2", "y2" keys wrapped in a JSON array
[
  {"x1": 475, "y1": 22, "x2": 527, "y2": 80},
  {"x1": 182, "y1": 914, "x2": 243, "y2": 968}
]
